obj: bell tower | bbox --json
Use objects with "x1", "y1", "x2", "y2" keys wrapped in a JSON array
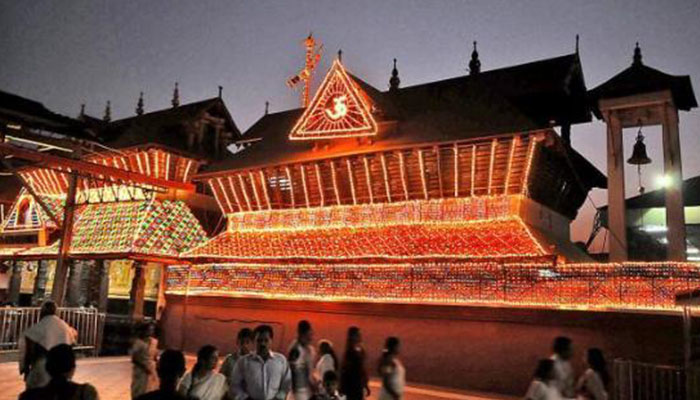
[{"x1": 589, "y1": 43, "x2": 697, "y2": 261}]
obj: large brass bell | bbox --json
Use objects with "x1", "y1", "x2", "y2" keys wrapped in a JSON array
[{"x1": 627, "y1": 131, "x2": 651, "y2": 165}]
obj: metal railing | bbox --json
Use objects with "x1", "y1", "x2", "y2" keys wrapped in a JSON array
[
  {"x1": 0, "y1": 307, "x2": 106, "y2": 356},
  {"x1": 613, "y1": 359, "x2": 700, "y2": 400}
]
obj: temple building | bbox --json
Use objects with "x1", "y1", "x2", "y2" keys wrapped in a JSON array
[{"x1": 0, "y1": 41, "x2": 698, "y2": 396}]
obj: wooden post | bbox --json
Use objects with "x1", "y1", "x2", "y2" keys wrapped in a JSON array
[
  {"x1": 661, "y1": 103, "x2": 687, "y2": 260},
  {"x1": 52, "y1": 172, "x2": 78, "y2": 306},
  {"x1": 65, "y1": 261, "x2": 82, "y2": 307},
  {"x1": 605, "y1": 110, "x2": 628, "y2": 261},
  {"x1": 129, "y1": 261, "x2": 147, "y2": 321},
  {"x1": 89, "y1": 260, "x2": 110, "y2": 312},
  {"x1": 8, "y1": 262, "x2": 22, "y2": 305},
  {"x1": 31, "y1": 260, "x2": 49, "y2": 306}
]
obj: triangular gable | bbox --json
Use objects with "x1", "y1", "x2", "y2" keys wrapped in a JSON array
[
  {"x1": 289, "y1": 59, "x2": 378, "y2": 140},
  {"x1": 1, "y1": 189, "x2": 63, "y2": 232}
]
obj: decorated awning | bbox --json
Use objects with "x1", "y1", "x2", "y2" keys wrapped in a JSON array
[
  {"x1": 13, "y1": 199, "x2": 207, "y2": 261},
  {"x1": 183, "y1": 196, "x2": 551, "y2": 264}
]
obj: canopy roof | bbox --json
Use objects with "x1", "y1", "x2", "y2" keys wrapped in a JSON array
[{"x1": 8, "y1": 200, "x2": 207, "y2": 261}]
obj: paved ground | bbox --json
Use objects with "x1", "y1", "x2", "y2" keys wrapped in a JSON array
[{"x1": 0, "y1": 357, "x2": 515, "y2": 400}]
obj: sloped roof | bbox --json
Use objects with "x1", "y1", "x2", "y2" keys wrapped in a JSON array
[
  {"x1": 589, "y1": 59, "x2": 697, "y2": 118},
  {"x1": 182, "y1": 217, "x2": 548, "y2": 263},
  {"x1": 204, "y1": 53, "x2": 590, "y2": 174},
  {"x1": 15, "y1": 200, "x2": 207, "y2": 260},
  {"x1": 0, "y1": 90, "x2": 91, "y2": 139},
  {"x1": 98, "y1": 98, "x2": 241, "y2": 157}
]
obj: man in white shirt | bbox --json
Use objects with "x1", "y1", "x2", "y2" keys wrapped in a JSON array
[
  {"x1": 288, "y1": 320, "x2": 317, "y2": 400},
  {"x1": 550, "y1": 336, "x2": 575, "y2": 398},
  {"x1": 231, "y1": 324, "x2": 292, "y2": 400}
]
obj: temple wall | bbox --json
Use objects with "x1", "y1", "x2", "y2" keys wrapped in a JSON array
[{"x1": 162, "y1": 294, "x2": 687, "y2": 396}]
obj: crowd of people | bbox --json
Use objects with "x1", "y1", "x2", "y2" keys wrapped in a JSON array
[{"x1": 16, "y1": 301, "x2": 611, "y2": 400}]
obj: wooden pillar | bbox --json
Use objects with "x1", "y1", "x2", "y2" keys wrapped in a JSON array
[
  {"x1": 31, "y1": 260, "x2": 49, "y2": 306},
  {"x1": 52, "y1": 172, "x2": 78, "y2": 306},
  {"x1": 129, "y1": 261, "x2": 147, "y2": 321},
  {"x1": 8, "y1": 262, "x2": 22, "y2": 305},
  {"x1": 65, "y1": 261, "x2": 82, "y2": 307},
  {"x1": 89, "y1": 260, "x2": 110, "y2": 312},
  {"x1": 605, "y1": 110, "x2": 628, "y2": 261},
  {"x1": 662, "y1": 104, "x2": 687, "y2": 260}
]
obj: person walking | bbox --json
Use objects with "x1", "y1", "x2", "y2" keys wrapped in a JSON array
[
  {"x1": 230, "y1": 324, "x2": 292, "y2": 400},
  {"x1": 339, "y1": 327, "x2": 369, "y2": 400},
  {"x1": 220, "y1": 328, "x2": 254, "y2": 384},
  {"x1": 289, "y1": 320, "x2": 317, "y2": 400},
  {"x1": 19, "y1": 344, "x2": 99, "y2": 400},
  {"x1": 312, "y1": 371, "x2": 346, "y2": 400},
  {"x1": 131, "y1": 322, "x2": 159, "y2": 399},
  {"x1": 377, "y1": 337, "x2": 404, "y2": 400},
  {"x1": 19, "y1": 301, "x2": 77, "y2": 389},
  {"x1": 550, "y1": 336, "x2": 575, "y2": 398},
  {"x1": 178, "y1": 345, "x2": 227, "y2": 400},
  {"x1": 576, "y1": 348, "x2": 609, "y2": 400},
  {"x1": 314, "y1": 340, "x2": 338, "y2": 388},
  {"x1": 136, "y1": 349, "x2": 187, "y2": 400},
  {"x1": 524, "y1": 359, "x2": 562, "y2": 400}
]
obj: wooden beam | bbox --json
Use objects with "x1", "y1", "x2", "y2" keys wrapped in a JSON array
[
  {"x1": 418, "y1": 150, "x2": 428, "y2": 200},
  {"x1": 504, "y1": 136, "x2": 519, "y2": 195},
  {"x1": 398, "y1": 151, "x2": 409, "y2": 200},
  {"x1": 470, "y1": 145, "x2": 476, "y2": 196},
  {"x1": 31, "y1": 260, "x2": 49, "y2": 306},
  {"x1": 51, "y1": 171, "x2": 78, "y2": 307},
  {"x1": 330, "y1": 161, "x2": 341, "y2": 205},
  {"x1": 380, "y1": 153, "x2": 392, "y2": 202},
  {"x1": 435, "y1": 146, "x2": 443, "y2": 198},
  {"x1": 259, "y1": 170, "x2": 272, "y2": 210},
  {"x1": 487, "y1": 139, "x2": 497, "y2": 195},
  {"x1": 346, "y1": 159, "x2": 357, "y2": 205},
  {"x1": 227, "y1": 176, "x2": 244, "y2": 212},
  {"x1": 453, "y1": 144, "x2": 459, "y2": 197},
  {"x1": 285, "y1": 167, "x2": 295, "y2": 208},
  {"x1": 300, "y1": 165, "x2": 310, "y2": 208},
  {"x1": 314, "y1": 163, "x2": 325, "y2": 207},
  {"x1": 248, "y1": 172, "x2": 262, "y2": 210},
  {"x1": 216, "y1": 177, "x2": 234, "y2": 214},
  {"x1": 363, "y1": 156, "x2": 374, "y2": 204},
  {"x1": 237, "y1": 174, "x2": 252, "y2": 211},
  {"x1": 8, "y1": 262, "x2": 21, "y2": 305}
]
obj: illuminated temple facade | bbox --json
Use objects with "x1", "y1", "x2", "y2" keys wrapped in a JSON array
[{"x1": 1, "y1": 44, "x2": 698, "y2": 395}]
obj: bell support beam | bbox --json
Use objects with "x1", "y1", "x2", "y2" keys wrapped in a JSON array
[{"x1": 662, "y1": 103, "x2": 687, "y2": 260}]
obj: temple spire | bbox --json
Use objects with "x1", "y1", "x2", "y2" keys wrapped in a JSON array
[
  {"x1": 79, "y1": 104, "x2": 85, "y2": 118},
  {"x1": 265, "y1": 101, "x2": 269, "y2": 116},
  {"x1": 103, "y1": 101, "x2": 111, "y2": 122},
  {"x1": 389, "y1": 58, "x2": 400, "y2": 92},
  {"x1": 337, "y1": 49, "x2": 343, "y2": 63},
  {"x1": 469, "y1": 41, "x2": 481, "y2": 75},
  {"x1": 633, "y1": 42, "x2": 643, "y2": 66},
  {"x1": 575, "y1": 34, "x2": 579, "y2": 54},
  {"x1": 171, "y1": 82, "x2": 180, "y2": 108},
  {"x1": 218, "y1": 85, "x2": 223, "y2": 98},
  {"x1": 136, "y1": 92, "x2": 144, "y2": 115}
]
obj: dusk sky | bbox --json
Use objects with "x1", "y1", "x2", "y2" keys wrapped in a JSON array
[{"x1": 2, "y1": 0, "x2": 699, "y2": 250}]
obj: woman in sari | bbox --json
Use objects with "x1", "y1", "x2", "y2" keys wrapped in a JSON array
[{"x1": 178, "y1": 345, "x2": 227, "y2": 400}]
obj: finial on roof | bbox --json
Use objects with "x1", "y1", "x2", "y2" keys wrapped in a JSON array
[
  {"x1": 575, "y1": 34, "x2": 579, "y2": 54},
  {"x1": 79, "y1": 104, "x2": 85, "y2": 118},
  {"x1": 218, "y1": 85, "x2": 223, "y2": 98},
  {"x1": 172, "y1": 82, "x2": 180, "y2": 108},
  {"x1": 136, "y1": 92, "x2": 144, "y2": 115},
  {"x1": 103, "y1": 101, "x2": 111, "y2": 122},
  {"x1": 337, "y1": 49, "x2": 343, "y2": 63},
  {"x1": 265, "y1": 101, "x2": 269, "y2": 116},
  {"x1": 469, "y1": 40, "x2": 481, "y2": 75},
  {"x1": 389, "y1": 58, "x2": 400, "y2": 92},
  {"x1": 633, "y1": 42, "x2": 643, "y2": 66}
]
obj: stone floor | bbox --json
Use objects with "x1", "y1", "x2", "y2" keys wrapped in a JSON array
[{"x1": 0, "y1": 356, "x2": 514, "y2": 400}]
